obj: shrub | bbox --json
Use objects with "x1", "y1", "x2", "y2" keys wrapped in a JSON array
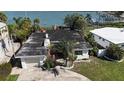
[
  {"x1": 90, "y1": 47, "x2": 98, "y2": 56},
  {"x1": 106, "y1": 44, "x2": 124, "y2": 60},
  {"x1": 43, "y1": 58, "x2": 56, "y2": 71},
  {"x1": 0, "y1": 63, "x2": 12, "y2": 80}
]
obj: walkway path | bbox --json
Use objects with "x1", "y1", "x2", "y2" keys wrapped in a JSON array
[{"x1": 11, "y1": 63, "x2": 90, "y2": 81}]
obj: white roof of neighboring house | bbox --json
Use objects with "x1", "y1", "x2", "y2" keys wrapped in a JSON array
[
  {"x1": 90, "y1": 27, "x2": 124, "y2": 44},
  {"x1": 0, "y1": 22, "x2": 6, "y2": 29}
]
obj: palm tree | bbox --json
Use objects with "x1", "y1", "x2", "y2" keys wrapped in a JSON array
[
  {"x1": 52, "y1": 40, "x2": 76, "y2": 67},
  {"x1": 0, "y1": 12, "x2": 7, "y2": 23},
  {"x1": 8, "y1": 24, "x2": 17, "y2": 36},
  {"x1": 33, "y1": 18, "x2": 40, "y2": 24},
  {"x1": 13, "y1": 17, "x2": 23, "y2": 29},
  {"x1": 32, "y1": 18, "x2": 41, "y2": 32}
]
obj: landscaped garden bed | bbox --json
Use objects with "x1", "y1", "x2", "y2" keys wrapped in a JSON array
[{"x1": 72, "y1": 57, "x2": 124, "y2": 81}]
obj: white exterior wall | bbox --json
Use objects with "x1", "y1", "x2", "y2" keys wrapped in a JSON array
[
  {"x1": 93, "y1": 34, "x2": 124, "y2": 50},
  {"x1": 93, "y1": 34, "x2": 111, "y2": 48},
  {"x1": 0, "y1": 27, "x2": 11, "y2": 58},
  {"x1": 20, "y1": 56, "x2": 46, "y2": 68},
  {"x1": 75, "y1": 50, "x2": 89, "y2": 60}
]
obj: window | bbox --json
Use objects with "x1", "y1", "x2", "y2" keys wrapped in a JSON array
[{"x1": 75, "y1": 50, "x2": 82, "y2": 55}]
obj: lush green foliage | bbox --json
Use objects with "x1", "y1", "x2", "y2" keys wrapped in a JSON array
[
  {"x1": 6, "y1": 74, "x2": 19, "y2": 81},
  {"x1": 52, "y1": 41, "x2": 76, "y2": 66},
  {"x1": 43, "y1": 58, "x2": 56, "y2": 70},
  {"x1": 33, "y1": 18, "x2": 40, "y2": 24},
  {"x1": 0, "y1": 12, "x2": 7, "y2": 22},
  {"x1": 8, "y1": 24, "x2": 17, "y2": 36},
  {"x1": 0, "y1": 63, "x2": 12, "y2": 81},
  {"x1": 15, "y1": 29, "x2": 31, "y2": 41},
  {"x1": 84, "y1": 32, "x2": 98, "y2": 56},
  {"x1": 64, "y1": 13, "x2": 87, "y2": 30},
  {"x1": 8, "y1": 17, "x2": 33, "y2": 43},
  {"x1": 72, "y1": 57, "x2": 124, "y2": 80},
  {"x1": 32, "y1": 18, "x2": 41, "y2": 32},
  {"x1": 13, "y1": 17, "x2": 23, "y2": 29},
  {"x1": 106, "y1": 44, "x2": 124, "y2": 60},
  {"x1": 20, "y1": 18, "x2": 32, "y2": 31}
]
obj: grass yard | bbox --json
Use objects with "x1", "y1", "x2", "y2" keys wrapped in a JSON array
[
  {"x1": 6, "y1": 74, "x2": 19, "y2": 81},
  {"x1": 72, "y1": 57, "x2": 124, "y2": 81}
]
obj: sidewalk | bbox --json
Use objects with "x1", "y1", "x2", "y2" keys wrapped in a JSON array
[{"x1": 0, "y1": 43, "x2": 20, "y2": 64}]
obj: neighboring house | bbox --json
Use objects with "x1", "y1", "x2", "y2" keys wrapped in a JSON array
[
  {"x1": 90, "y1": 27, "x2": 124, "y2": 56},
  {"x1": 91, "y1": 27, "x2": 124, "y2": 49},
  {"x1": 15, "y1": 30, "x2": 92, "y2": 68},
  {"x1": 0, "y1": 22, "x2": 11, "y2": 60}
]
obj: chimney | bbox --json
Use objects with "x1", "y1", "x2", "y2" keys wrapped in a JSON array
[
  {"x1": 44, "y1": 33, "x2": 50, "y2": 47},
  {"x1": 45, "y1": 33, "x2": 48, "y2": 38}
]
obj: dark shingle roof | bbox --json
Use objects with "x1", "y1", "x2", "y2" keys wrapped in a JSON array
[
  {"x1": 49, "y1": 30, "x2": 84, "y2": 42},
  {"x1": 15, "y1": 32, "x2": 47, "y2": 58},
  {"x1": 16, "y1": 30, "x2": 92, "y2": 58}
]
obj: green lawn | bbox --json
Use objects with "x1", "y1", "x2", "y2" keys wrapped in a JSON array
[
  {"x1": 6, "y1": 74, "x2": 19, "y2": 81},
  {"x1": 72, "y1": 57, "x2": 124, "y2": 81}
]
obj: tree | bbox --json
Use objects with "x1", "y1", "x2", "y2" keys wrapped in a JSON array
[
  {"x1": 64, "y1": 13, "x2": 87, "y2": 30},
  {"x1": 13, "y1": 17, "x2": 23, "y2": 29},
  {"x1": 0, "y1": 12, "x2": 7, "y2": 23},
  {"x1": 33, "y1": 18, "x2": 40, "y2": 24},
  {"x1": 106, "y1": 44, "x2": 124, "y2": 60},
  {"x1": 32, "y1": 18, "x2": 41, "y2": 32},
  {"x1": 20, "y1": 17, "x2": 32, "y2": 31},
  {"x1": 8, "y1": 24, "x2": 17, "y2": 36},
  {"x1": 52, "y1": 40, "x2": 76, "y2": 67}
]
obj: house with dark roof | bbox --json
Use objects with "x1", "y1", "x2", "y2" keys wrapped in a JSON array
[{"x1": 15, "y1": 29, "x2": 92, "y2": 68}]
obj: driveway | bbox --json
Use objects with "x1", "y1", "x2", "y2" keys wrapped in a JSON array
[{"x1": 11, "y1": 63, "x2": 90, "y2": 81}]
